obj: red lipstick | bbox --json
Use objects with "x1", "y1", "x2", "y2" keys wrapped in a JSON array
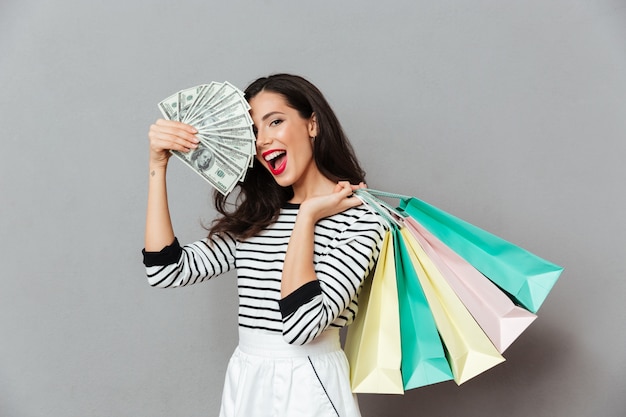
[{"x1": 262, "y1": 149, "x2": 287, "y2": 176}]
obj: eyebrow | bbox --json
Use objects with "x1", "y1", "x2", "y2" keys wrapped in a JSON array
[{"x1": 261, "y1": 111, "x2": 285, "y2": 122}]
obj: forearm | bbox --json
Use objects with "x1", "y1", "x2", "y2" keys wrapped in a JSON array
[
  {"x1": 281, "y1": 184, "x2": 363, "y2": 298},
  {"x1": 144, "y1": 234, "x2": 237, "y2": 288},
  {"x1": 280, "y1": 207, "x2": 387, "y2": 345},
  {"x1": 144, "y1": 164, "x2": 175, "y2": 251},
  {"x1": 281, "y1": 212, "x2": 318, "y2": 297}
]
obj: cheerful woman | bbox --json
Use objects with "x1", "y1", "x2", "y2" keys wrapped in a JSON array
[{"x1": 143, "y1": 74, "x2": 386, "y2": 417}]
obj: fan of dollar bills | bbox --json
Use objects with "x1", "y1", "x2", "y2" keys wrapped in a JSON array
[{"x1": 158, "y1": 81, "x2": 256, "y2": 195}]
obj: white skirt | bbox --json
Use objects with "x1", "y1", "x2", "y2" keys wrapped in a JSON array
[{"x1": 219, "y1": 328, "x2": 361, "y2": 417}]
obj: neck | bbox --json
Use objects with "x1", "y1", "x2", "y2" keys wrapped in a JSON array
[{"x1": 289, "y1": 168, "x2": 335, "y2": 204}]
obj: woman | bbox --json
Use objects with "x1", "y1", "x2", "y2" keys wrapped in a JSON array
[{"x1": 143, "y1": 74, "x2": 386, "y2": 417}]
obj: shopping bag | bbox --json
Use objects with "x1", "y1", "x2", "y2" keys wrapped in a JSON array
[
  {"x1": 405, "y1": 217, "x2": 537, "y2": 353},
  {"x1": 393, "y1": 227, "x2": 454, "y2": 389},
  {"x1": 345, "y1": 231, "x2": 404, "y2": 394},
  {"x1": 400, "y1": 228, "x2": 505, "y2": 384},
  {"x1": 355, "y1": 190, "x2": 453, "y2": 391},
  {"x1": 365, "y1": 190, "x2": 563, "y2": 313}
]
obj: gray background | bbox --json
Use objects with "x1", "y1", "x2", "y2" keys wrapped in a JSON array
[{"x1": 1, "y1": 1, "x2": 625, "y2": 416}]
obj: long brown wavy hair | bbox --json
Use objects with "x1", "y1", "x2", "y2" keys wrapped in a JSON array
[{"x1": 208, "y1": 74, "x2": 366, "y2": 240}]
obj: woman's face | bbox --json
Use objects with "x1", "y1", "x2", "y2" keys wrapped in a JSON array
[{"x1": 249, "y1": 91, "x2": 317, "y2": 188}]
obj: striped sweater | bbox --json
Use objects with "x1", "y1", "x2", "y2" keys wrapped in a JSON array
[{"x1": 143, "y1": 203, "x2": 386, "y2": 345}]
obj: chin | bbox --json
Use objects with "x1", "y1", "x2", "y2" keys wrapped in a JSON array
[{"x1": 273, "y1": 176, "x2": 295, "y2": 188}]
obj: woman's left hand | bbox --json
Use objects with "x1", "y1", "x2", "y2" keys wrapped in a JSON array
[{"x1": 299, "y1": 181, "x2": 366, "y2": 223}]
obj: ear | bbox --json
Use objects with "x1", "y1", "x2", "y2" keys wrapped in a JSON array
[{"x1": 308, "y1": 112, "x2": 318, "y2": 138}]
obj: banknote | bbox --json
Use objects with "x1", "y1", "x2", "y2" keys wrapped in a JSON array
[
  {"x1": 158, "y1": 92, "x2": 180, "y2": 120},
  {"x1": 183, "y1": 83, "x2": 219, "y2": 124},
  {"x1": 171, "y1": 142, "x2": 242, "y2": 195},
  {"x1": 198, "y1": 112, "x2": 253, "y2": 131},
  {"x1": 158, "y1": 81, "x2": 256, "y2": 195},
  {"x1": 201, "y1": 126, "x2": 256, "y2": 140},
  {"x1": 190, "y1": 93, "x2": 251, "y2": 126},
  {"x1": 178, "y1": 85, "x2": 207, "y2": 121},
  {"x1": 198, "y1": 133, "x2": 255, "y2": 164},
  {"x1": 202, "y1": 140, "x2": 251, "y2": 172}
]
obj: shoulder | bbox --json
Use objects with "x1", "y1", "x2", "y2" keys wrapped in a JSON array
[{"x1": 320, "y1": 204, "x2": 388, "y2": 237}]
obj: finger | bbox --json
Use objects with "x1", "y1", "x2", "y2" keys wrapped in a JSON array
[
  {"x1": 338, "y1": 184, "x2": 355, "y2": 196},
  {"x1": 340, "y1": 194, "x2": 363, "y2": 209},
  {"x1": 333, "y1": 182, "x2": 345, "y2": 193},
  {"x1": 149, "y1": 130, "x2": 199, "y2": 153},
  {"x1": 149, "y1": 127, "x2": 199, "y2": 151},
  {"x1": 155, "y1": 118, "x2": 198, "y2": 134},
  {"x1": 334, "y1": 180, "x2": 355, "y2": 193},
  {"x1": 151, "y1": 136, "x2": 197, "y2": 153},
  {"x1": 150, "y1": 123, "x2": 199, "y2": 143}
]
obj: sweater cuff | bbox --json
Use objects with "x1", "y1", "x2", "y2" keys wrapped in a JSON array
[
  {"x1": 279, "y1": 280, "x2": 322, "y2": 318},
  {"x1": 142, "y1": 238, "x2": 182, "y2": 267}
]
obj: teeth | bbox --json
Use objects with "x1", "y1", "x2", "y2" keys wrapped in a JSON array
[{"x1": 264, "y1": 150, "x2": 286, "y2": 162}]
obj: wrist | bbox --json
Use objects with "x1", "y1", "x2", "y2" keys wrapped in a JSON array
[
  {"x1": 148, "y1": 163, "x2": 167, "y2": 178},
  {"x1": 295, "y1": 207, "x2": 319, "y2": 227},
  {"x1": 149, "y1": 150, "x2": 171, "y2": 169}
]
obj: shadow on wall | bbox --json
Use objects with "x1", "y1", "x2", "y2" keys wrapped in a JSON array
[{"x1": 355, "y1": 319, "x2": 577, "y2": 417}]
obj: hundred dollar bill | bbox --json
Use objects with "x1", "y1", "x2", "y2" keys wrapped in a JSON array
[
  {"x1": 183, "y1": 82, "x2": 219, "y2": 123},
  {"x1": 158, "y1": 81, "x2": 255, "y2": 194},
  {"x1": 198, "y1": 112, "x2": 253, "y2": 131},
  {"x1": 216, "y1": 87, "x2": 249, "y2": 110},
  {"x1": 193, "y1": 112, "x2": 220, "y2": 132},
  {"x1": 178, "y1": 85, "x2": 208, "y2": 122},
  {"x1": 170, "y1": 143, "x2": 242, "y2": 195},
  {"x1": 197, "y1": 97, "x2": 252, "y2": 126},
  {"x1": 187, "y1": 83, "x2": 232, "y2": 119},
  {"x1": 158, "y1": 92, "x2": 180, "y2": 121},
  {"x1": 186, "y1": 83, "x2": 239, "y2": 126},
  {"x1": 199, "y1": 126, "x2": 256, "y2": 141},
  {"x1": 211, "y1": 86, "x2": 249, "y2": 112},
  {"x1": 201, "y1": 138, "x2": 252, "y2": 172},
  {"x1": 198, "y1": 133, "x2": 255, "y2": 161},
  {"x1": 194, "y1": 86, "x2": 239, "y2": 113},
  {"x1": 204, "y1": 82, "x2": 237, "y2": 108},
  {"x1": 188, "y1": 92, "x2": 247, "y2": 126}
]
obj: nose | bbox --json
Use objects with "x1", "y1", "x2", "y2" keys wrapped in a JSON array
[{"x1": 255, "y1": 128, "x2": 271, "y2": 149}]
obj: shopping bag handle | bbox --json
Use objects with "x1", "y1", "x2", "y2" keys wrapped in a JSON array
[
  {"x1": 354, "y1": 188, "x2": 406, "y2": 228},
  {"x1": 357, "y1": 188, "x2": 417, "y2": 220},
  {"x1": 354, "y1": 189, "x2": 403, "y2": 229},
  {"x1": 360, "y1": 189, "x2": 412, "y2": 201}
]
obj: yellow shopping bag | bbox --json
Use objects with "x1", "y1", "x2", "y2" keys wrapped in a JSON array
[{"x1": 345, "y1": 231, "x2": 403, "y2": 394}]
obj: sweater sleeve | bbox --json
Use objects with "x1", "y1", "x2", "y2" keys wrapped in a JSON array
[
  {"x1": 279, "y1": 209, "x2": 386, "y2": 345},
  {"x1": 142, "y1": 233, "x2": 237, "y2": 288}
]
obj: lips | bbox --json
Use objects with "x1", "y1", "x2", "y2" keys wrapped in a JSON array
[{"x1": 262, "y1": 149, "x2": 287, "y2": 176}]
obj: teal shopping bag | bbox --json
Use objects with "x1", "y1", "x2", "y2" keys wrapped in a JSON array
[
  {"x1": 392, "y1": 226, "x2": 454, "y2": 389},
  {"x1": 356, "y1": 190, "x2": 453, "y2": 390},
  {"x1": 362, "y1": 190, "x2": 563, "y2": 314}
]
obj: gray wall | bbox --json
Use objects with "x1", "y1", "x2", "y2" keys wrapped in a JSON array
[{"x1": 1, "y1": 1, "x2": 625, "y2": 416}]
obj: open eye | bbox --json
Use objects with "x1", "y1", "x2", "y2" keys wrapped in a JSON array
[{"x1": 269, "y1": 119, "x2": 283, "y2": 127}]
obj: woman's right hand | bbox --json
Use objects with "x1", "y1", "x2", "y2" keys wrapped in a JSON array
[{"x1": 148, "y1": 119, "x2": 199, "y2": 167}]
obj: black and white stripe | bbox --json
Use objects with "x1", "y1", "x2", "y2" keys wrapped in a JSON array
[{"x1": 144, "y1": 204, "x2": 386, "y2": 345}]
